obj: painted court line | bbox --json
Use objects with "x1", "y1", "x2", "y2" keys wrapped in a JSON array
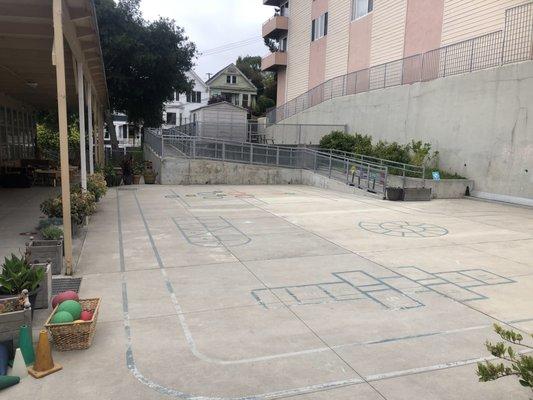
[{"x1": 116, "y1": 188, "x2": 533, "y2": 399}]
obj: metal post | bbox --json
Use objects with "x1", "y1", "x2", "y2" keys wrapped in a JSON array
[
  {"x1": 276, "y1": 147, "x2": 280, "y2": 166},
  {"x1": 192, "y1": 138, "x2": 196, "y2": 158},
  {"x1": 314, "y1": 150, "x2": 317, "y2": 171},
  {"x1": 250, "y1": 143, "x2": 253, "y2": 164},
  {"x1": 469, "y1": 39, "x2": 475, "y2": 72},
  {"x1": 161, "y1": 132, "x2": 164, "y2": 158},
  {"x1": 383, "y1": 168, "x2": 389, "y2": 200},
  {"x1": 367, "y1": 164, "x2": 371, "y2": 189},
  {"x1": 77, "y1": 61, "x2": 87, "y2": 191},
  {"x1": 383, "y1": 63, "x2": 387, "y2": 88},
  {"x1": 422, "y1": 165, "x2": 426, "y2": 188},
  {"x1": 402, "y1": 167, "x2": 406, "y2": 189},
  {"x1": 222, "y1": 142, "x2": 225, "y2": 161},
  {"x1": 328, "y1": 153, "x2": 332, "y2": 178},
  {"x1": 345, "y1": 158, "x2": 349, "y2": 183},
  {"x1": 443, "y1": 47, "x2": 448, "y2": 77}
]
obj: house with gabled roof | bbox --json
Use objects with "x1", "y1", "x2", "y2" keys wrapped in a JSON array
[{"x1": 206, "y1": 64, "x2": 257, "y2": 110}]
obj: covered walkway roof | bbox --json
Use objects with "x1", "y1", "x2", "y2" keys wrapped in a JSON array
[
  {"x1": 0, "y1": 0, "x2": 107, "y2": 108},
  {"x1": 0, "y1": 0, "x2": 109, "y2": 274}
]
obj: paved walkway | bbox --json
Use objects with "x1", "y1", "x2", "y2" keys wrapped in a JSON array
[{"x1": 9, "y1": 185, "x2": 533, "y2": 399}]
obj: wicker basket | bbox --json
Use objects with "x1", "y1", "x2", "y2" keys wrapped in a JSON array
[{"x1": 44, "y1": 298, "x2": 100, "y2": 351}]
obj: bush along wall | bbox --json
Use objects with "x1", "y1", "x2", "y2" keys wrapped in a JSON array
[{"x1": 319, "y1": 131, "x2": 465, "y2": 179}]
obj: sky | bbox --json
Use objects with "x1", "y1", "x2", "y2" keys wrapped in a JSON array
[{"x1": 140, "y1": 0, "x2": 273, "y2": 82}]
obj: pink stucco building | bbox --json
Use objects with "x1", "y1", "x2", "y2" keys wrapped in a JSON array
[{"x1": 261, "y1": 0, "x2": 530, "y2": 107}]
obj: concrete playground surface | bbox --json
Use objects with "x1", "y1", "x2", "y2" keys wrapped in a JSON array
[{"x1": 10, "y1": 184, "x2": 533, "y2": 399}]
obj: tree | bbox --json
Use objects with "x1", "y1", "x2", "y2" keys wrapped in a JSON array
[
  {"x1": 235, "y1": 55, "x2": 277, "y2": 116},
  {"x1": 94, "y1": 0, "x2": 196, "y2": 149},
  {"x1": 477, "y1": 324, "x2": 533, "y2": 393}
]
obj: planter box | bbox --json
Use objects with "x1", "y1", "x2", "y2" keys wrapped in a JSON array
[
  {"x1": 387, "y1": 187, "x2": 404, "y2": 201},
  {"x1": 31, "y1": 263, "x2": 52, "y2": 310},
  {"x1": 0, "y1": 292, "x2": 31, "y2": 354},
  {"x1": 26, "y1": 238, "x2": 63, "y2": 275},
  {"x1": 403, "y1": 187, "x2": 432, "y2": 201}
]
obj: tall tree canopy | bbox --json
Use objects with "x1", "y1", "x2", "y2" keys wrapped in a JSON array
[
  {"x1": 236, "y1": 56, "x2": 277, "y2": 116},
  {"x1": 94, "y1": 0, "x2": 196, "y2": 146}
]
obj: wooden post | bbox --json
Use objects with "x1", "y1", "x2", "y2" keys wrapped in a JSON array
[
  {"x1": 53, "y1": 0, "x2": 73, "y2": 275},
  {"x1": 77, "y1": 61, "x2": 87, "y2": 190},
  {"x1": 87, "y1": 85, "x2": 94, "y2": 174}
]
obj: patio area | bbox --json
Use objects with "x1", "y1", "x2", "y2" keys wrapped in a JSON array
[{"x1": 6, "y1": 184, "x2": 533, "y2": 399}]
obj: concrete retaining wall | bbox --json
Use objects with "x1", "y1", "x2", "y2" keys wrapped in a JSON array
[
  {"x1": 145, "y1": 144, "x2": 471, "y2": 200},
  {"x1": 387, "y1": 176, "x2": 475, "y2": 199},
  {"x1": 269, "y1": 62, "x2": 533, "y2": 203}
]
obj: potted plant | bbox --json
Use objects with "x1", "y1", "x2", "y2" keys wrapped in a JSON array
[
  {"x1": 26, "y1": 224, "x2": 63, "y2": 275},
  {"x1": 133, "y1": 162, "x2": 144, "y2": 184},
  {"x1": 40, "y1": 190, "x2": 96, "y2": 236},
  {"x1": 0, "y1": 290, "x2": 31, "y2": 353},
  {"x1": 102, "y1": 164, "x2": 121, "y2": 187},
  {"x1": 87, "y1": 172, "x2": 108, "y2": 202},
  {"x1": 0, "y1": 254, "x2": 45, "y2": 313},
  {"x1": 386, "y1": 187, "x2": 404, "y2": 201},
  {"x1": 143, "y1": 161, "x2": 157, "y2": 184}
]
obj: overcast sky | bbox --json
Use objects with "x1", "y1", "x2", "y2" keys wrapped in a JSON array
[{"x1": 140, "y1": 0, "x2": 273, "y2": 82}]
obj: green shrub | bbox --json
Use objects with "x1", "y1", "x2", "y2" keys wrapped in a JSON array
[
  {"x1": 87, "y1": 172, "x2": 108, "y2": 201},
  {"x1": 41, "y1": 225, "x2": 63, "y2": 240},
  {"x1": 372, "y1": 140, "x2": 411, "y2": 164},
  {"x1": 319, "y1": 131, "x2": 359, "y2": 153},
  {"x1": 40, "y1": 191, "x2": 96, "y2": 226},
  {"x1": 477, "y1": 324, "x2": 533, "y2": 393}
]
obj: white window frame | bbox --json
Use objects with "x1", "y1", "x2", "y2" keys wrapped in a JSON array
[
  {"x1": 352, "y1": 0, "x2": 373, "y2": 21},
  {"x1": 312, "y1": 12, "x2": 328, "y2": 41},
  {"x1": 226, "y1": 75, "x2": 237, "y2": 85}
]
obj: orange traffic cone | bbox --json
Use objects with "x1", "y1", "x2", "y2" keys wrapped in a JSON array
[{"x1": 27, "y1": 330, "x2": 62, "y2": 379}]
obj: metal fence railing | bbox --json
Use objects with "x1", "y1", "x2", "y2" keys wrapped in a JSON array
[
  {"x1": 267, "y1": 2, "x2": 533, "y2": 123},
  {"x1": 167, "y1": 122, "x2": 347, "y2": 145},
  {"x1": 144, "y1": 129, "x2": 390, "y2": 196}
]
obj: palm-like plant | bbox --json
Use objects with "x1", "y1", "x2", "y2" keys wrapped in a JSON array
[{"x1": 0, "y1": 254, "x2": 44, "y2": 295}]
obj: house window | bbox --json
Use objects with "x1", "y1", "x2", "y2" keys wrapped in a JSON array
[
  {"x1": 226, "y1": 75, "x2": 237, "y2": 84},
  {"x1": 179, "y1": 113, "x2": 183, "y2": 126},
  {"x1": 311, "y1": 12, "x2": 328, "y2": 41},
  {"x1": 122, "y1": 125, "x2": 128, "y2": 139},
  {"x1": 242, "y1": 94, "x2": 249, "y2": 108},
  {"x1": 166, "y1": 112, "x2": 177, "y2": 125},
  {"x1": 186, "y1": 91, "x2": 202, "y2": 103},
  {"x1": 352, "y1": 0, "x2": 373, "y2": 20}
]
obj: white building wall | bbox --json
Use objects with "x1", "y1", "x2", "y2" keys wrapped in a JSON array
[
  {"x1": 285, "y1": 0, "x2": 312, "y2": 101},
  {"x1": 164, "y1": 71, "x2": 208, "y2": 127},
  {"x1": 324, "y1": 0, "x2": 351, "y2": 81}
]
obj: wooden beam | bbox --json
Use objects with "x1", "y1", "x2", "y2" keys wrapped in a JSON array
[
  {"x1": 76, "y1": 26, "x2": 94, "y2": 39},
  {"x1": 68, "y1": 7, "x2": 91, "y2": 21},
  {"x1": 78, "y1": 60, "x2": 87, "y2": 190},
  {"x1": 87, "y1": 83, "x2": 94, "y2": 174},
  {"x1": 0, "y1": 4, "x2": 52, "y2": 20},
  {"x1": 53, "y1": 0, "x2": 74, "y2": 275},
  {"x1": 0, "y1": 22, "x2": 52, "y2": 37}
]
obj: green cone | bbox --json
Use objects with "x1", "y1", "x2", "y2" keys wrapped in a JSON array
[
  {"x1": 18, "y1": 325, "x2": 34, "y2": 366},
  {"x1": 0, "y1": 375, "x2": 20, "y2": 390}
]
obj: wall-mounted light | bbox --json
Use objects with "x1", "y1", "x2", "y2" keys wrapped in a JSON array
[{"x1": 26, "y1": 81, "x2": 38, "y2": 89}]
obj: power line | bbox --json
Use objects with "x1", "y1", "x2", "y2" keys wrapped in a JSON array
[{"x1": 199, "y1": 37, "x2": 264, "y2": 57}]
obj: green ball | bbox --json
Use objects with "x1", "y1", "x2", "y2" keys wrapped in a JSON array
[
  {"x1": 51, "y1": 311, "x2": 74, "y2": 324},
  {"x1": 57, "y1": 300, "x2": 82, "y2": 320}
]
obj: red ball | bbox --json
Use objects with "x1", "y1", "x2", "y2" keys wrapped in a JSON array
[
  {"x1": 80, "y1": 310, "x2": 93, "y2": 321},
  {"x1": 51, "y1": 291, "x2": 79, "y2": 309}
]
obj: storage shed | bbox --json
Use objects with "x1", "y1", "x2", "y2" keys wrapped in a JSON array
[{"x1": 190, "y1": 101, "x2": 248, "y2": 142}]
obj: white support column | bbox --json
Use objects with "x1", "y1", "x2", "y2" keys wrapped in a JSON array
[
  {"x1": 53, "y1": 0, "x2": 73, "y2": 275},
  {"x1": 77, "y1": 61, "x2": 87, "y2": 189},
  {"x1": 87, "y1": 84, "x2": 94, "y2": 173}
]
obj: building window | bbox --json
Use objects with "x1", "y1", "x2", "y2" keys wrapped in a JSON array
[
  {"x1": 311, "y1": 12, "x2": 328, "y2": 41},
  {"x1": 226, "y1": 75, "x2": 237, "y2": 84},
  {"x1": 279, "y1": 36, "x2": 288, "y2": 52},
  {"x1": 352, "y1": 0, "x2": 373, "y2": 20},
  {"x1": 122, "y1": 125, "x2": 128, "y2": 139},
  {"x1": 186, "y1": 91, "x2": 202, "y2": 103},
  {"x1": 166, "y1": 112, "x2": 177, "y2": 125},
  {"x1": 179, "y1": 113, "x2": 183, "y2": 126},
  {"x1": 242, "y1": 94, "x2": 249, "y2": 108},
  {"x1": 280, "y1": 1, "x2": 289, "y2": 17}
]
